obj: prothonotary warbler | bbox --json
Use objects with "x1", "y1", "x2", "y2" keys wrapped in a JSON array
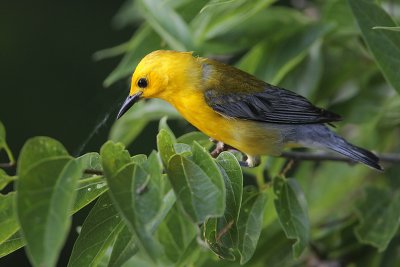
[{"x1": 117, "y1": 50, "x2": 382, "y2": 170}]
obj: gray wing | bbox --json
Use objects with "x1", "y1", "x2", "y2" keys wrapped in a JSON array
[{"x1": 204, "y1": 85, "x2": 341, "y2": 124}]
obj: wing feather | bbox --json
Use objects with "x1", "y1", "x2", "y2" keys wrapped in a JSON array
[{"x1": 204, "y1": 85, "x2": 341, "y2": 124}]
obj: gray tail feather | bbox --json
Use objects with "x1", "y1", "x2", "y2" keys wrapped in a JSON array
[{"x1": 325, "y1": 137, "x2": 383, "y2": 171}]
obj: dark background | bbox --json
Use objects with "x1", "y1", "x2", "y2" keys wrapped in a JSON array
[{"x1": 0, "y1": 0, "x2": 134, "y2": 265}]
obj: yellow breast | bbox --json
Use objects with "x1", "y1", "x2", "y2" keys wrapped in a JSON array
[{"x1": 161, "y1": 87, "x2": 283, "y2": 156}]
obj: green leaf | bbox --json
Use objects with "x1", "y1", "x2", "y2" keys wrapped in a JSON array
[
  {"x1": 237, "y1": 23, "x2": 331, "y2": 85},
  {"x1": 0, "y1": 193, "x2": 18, "y2": 245},
  {"x1": 103, "y1": 26, "x2": 161, "y2": 87},
  {"x1": 0, "y1": 231, "x2": 25, "y2": 258},
  {"x1": 177, "y1": 131, "x2": 212, "y2": 149},
  {"x1": 72, "y1": 152, "x2": 108, "y2": 212},
  {"x1": 68, "y1": 194, "x2": 125, "y2": 267},
  {"x1": 167, "y1": 154, "x2": 225, "y2": 223},
  {"x1": 157, "y1": 129, "x2": 177, "y2": 167},
  {"x1": 237, "y1": 186, "x2": 268, "y2": 264},
  {"x1": 0, "y1": 169, "x2": 14, "y2": 191},
  {"x1": 373, "y1": 26, "x2": 400, "y2": 32},
  {"x1": 131, "y1": 154, "x2": 147, "y2": 164},
  {"x1": 76, "y1": 152, "x2": 102, "y2": 174},
  {"x1": 156, "y1": 205, "x2": 196, "y2": 263},
  {"x1": 110, "y1": 99, "x2": 179, "y2": 146},
  {"x1": 173, "y1": 143, "x2": 192, "y2": 157},
  {"x1": 17, "y1": 137, "x2": 69, "y2": 174},
  {"x1": 137, "y1": 0, "x2": 193, "y2": 50},
  {"x1": 192, "y1": 0, "x2": 274, "y2": 42},
  {"x1": 0, "y1": 122, "x2": 14, "y2": 165},
  {"x1": 101, "y1": 141, "x2": 163, "y2": 260},
  {"x1": 0, "y1": 121, "x2": 5, "y2": 147},
  {"x1": 204, "y1": 151, "x2": 243, "y2": 260},
  {"x1": 108, "y1": 188, "x2": 176, "y2": 267},
  {"x1": 100, "y1": 141, "x2": 132, "y2": 175},
  {"x1": 354, "y1": 187, "x2": 400, "y2": 251},
  {"x1": 273, "y1": 176, "x2": 309, "y2": 258},
  {"x1": 158, "y1": 116, "x2": 176, "y2": 143},
  {"x1": 192, "y1": 142, "x2": 225, "y2": 204},
  {"x1": 348, "y1": 0, "x2": 400, "y2": 94},
  {"x1": 108, "y1": 226, "x2": 137, "y2": 267},
  {"x1": 16, "y1": 137, "x2": 82, "y2": 267},
  {"x1": 73, "y1": 176, "x2": 108, "y2": 213}
]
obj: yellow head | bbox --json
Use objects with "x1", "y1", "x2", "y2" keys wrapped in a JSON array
[{"x1": 117, "y1": 50, "x2": 201, "y2": 119}]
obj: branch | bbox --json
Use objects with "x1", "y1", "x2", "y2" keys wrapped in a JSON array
[
  {"x1": 0, "y1": 162, "x2": 15, "y2": 169},
  {"x1": 280, "y1": 151, "x2": 400, "y2": 164},
  {"x1": 1, "y1": 152, "x2": 399, "y2": 173},
  {"x1": 83, "y1": 169, "x2": 103, "y2": 175}
]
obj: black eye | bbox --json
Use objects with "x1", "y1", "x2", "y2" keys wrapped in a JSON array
[{"x1": 137, "y1": 78, "x2": 148, "y2": 88}]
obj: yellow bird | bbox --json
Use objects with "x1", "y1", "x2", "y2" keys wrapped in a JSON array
[{"x1": 117, "y1": 50, "x2": 382, "y2": 170}]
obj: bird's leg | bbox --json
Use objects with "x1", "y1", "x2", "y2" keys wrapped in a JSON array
[
  {"x1": 239, "y1": 155, "x2": 261, "y2": 168},
  {"x1": 211, "y1": 140, "x2": 226, "y2": 158},
  {"x1": 209, "y1": 139, "x2": 258, "y2": 167}
]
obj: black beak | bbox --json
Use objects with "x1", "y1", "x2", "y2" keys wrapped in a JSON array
[{"x1": 116, "y1": 92, "x2": 143, "y2": 119}]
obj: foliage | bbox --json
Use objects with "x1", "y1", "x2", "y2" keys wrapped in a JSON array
[{"x1": 1, "y1": 0, "x2": 400, "y2": 266}]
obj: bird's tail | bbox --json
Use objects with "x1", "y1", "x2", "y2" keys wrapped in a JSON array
[
  {"x1": 294, "y1": 124, "x2": 383, "y2": 171},
  {"x1": 325, "y1": 138, "x2": 382, "y2": 171}
]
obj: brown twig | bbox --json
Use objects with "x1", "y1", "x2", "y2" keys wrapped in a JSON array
[
  {"x1": 83, "y1": 169, "x2": 103, "y2": 175},
  {"x1": 280, "y1": 151, "x2": 400, "y2": 164},
  {"x1": 1, "y1": 152, "x2": 399, "y2": 173},
  {"x1": 0, "y1": 162, "x2": 15, "y2": 169}
]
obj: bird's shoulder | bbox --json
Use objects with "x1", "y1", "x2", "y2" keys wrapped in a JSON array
[{"x1": 199, "y1": 59, "x2": 341, "y2": 124}]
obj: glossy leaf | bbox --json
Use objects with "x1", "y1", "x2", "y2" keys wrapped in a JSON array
[
  {"x1": 204, "y1": 151, "x2": 243, "y2": 260},
  {"x1": 76, "y1": 152, "x2": 102, "y2": 174},
  {"x1": 348, "y1": 0, "x2": 400, "y2": 94},
  {"x1": 0, "y1": 231, "x2": 25, "y2": 258},
  {"x1": 68, "y1": 194, "x2": 124, "y2": 267},
  {"x1": 158, "y1": 116, "x2": 176, "y2": 143},
  {"x1": 107, "y1": 188, "x2": 176, "y2": 267},
  {"x1": 17, "y1": 137, "x2": 69, "y2": 174},
  {"x1": 0, "y1": 169, "x2": 14, "y2": 191},
  {"x1": 237, "y1": 187, "x2": 268, "y2": 264},
  {"x1": 0, "y1": 193, "x2": 18, "y2": 245},
  {"x1": 157, "y1": 129, "x2": 176, "y2": 167},
  {"x1": 73, "y1": 176, "x2": 108, "y2": 213},
  {"x1": 16, "y1": 137, "x2": 82, "y2": 267},
  {"x1": 72, "y1": 152, "x2": 107, "y2": 212},
  {"x1": 354, "y1": 187, "x2": 400, "y2": 251},
  {"x1": 156, "y1": 205, "x2": 196, "y2": 263},
  {"x1": 108, "y1": 226, "x2": 137, "y2": 267},
  {"x1": 273, "y1": 176, "x2": 309, "y2": 258},
  {"x1": 100, "y1": 141, "x2": 132, "y2": 175},
  {"x1": 101, "y1": 141, "x2": 163, "y2": 260},
  {"x1": 167, "y1": 154, "x2": 225, "y2": 223},
  {"x1": 137, "y1": 0, "x2": 193, "y2": 50},
  {"x1": 110, "y1": 99, "x2": 179, "y2": 146},
  {"x1": 192, "y1": 142, "x2": 225, "y2": 206},
  {"x1": 176, "y1": 131, "x2": 212, "y2": 149}
]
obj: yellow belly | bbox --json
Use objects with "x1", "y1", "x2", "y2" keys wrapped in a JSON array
[{"x1": 165, "y1": 91, "x2": 283, "y2": 156}]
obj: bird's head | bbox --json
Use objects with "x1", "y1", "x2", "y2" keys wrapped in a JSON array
[{"x1": 117, "y1": 50, "x2": 200, "y2": 119}]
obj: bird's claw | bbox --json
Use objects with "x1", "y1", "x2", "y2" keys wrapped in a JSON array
[
  {"x1": 239, "y1": 155, "x2": 261, "y2": 168},
  {"x1": 211, "y1": 141, "x2": 226, "y2": 158}
]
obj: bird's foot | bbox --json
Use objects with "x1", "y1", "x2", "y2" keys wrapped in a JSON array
[
  {"x1": 210, "y1": 140, "x2": 238, "y2": 158},
  {"x1": 211, "y1": 141, "x2": 226, "y2": 158},
  {"x1": 239, "y1": 155, "x2": 261, "y2": 168}
]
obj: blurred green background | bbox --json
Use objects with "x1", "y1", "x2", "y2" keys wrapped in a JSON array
[
  {"x1": 1, "y1": 0, "x2": 400, "y2": 266},
  {"x1": 0, "y1": 0, "x2": 135, "y2": 156},
  {"x1": 0, "y1": 0, "x2": 132, "y2": 265}
]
